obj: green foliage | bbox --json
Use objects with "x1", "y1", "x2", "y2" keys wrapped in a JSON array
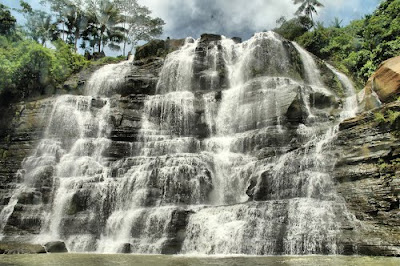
[
  {"x1": 373, "y1": 109, "x2": 400, "y2": 126},
  {"x1": 52, "y1": 39, "x2": 89, "y2": 80},
  {"x1": 387, "y1": 110, "x2": 400, "y2": 124},
  {"x1": 41, "y1": 0, "x2": 164, "y2": 55},
  {"x1": 0, "y1": 4, "x2": 16, "y2": 35},
  {"x1": 0, "y1": 35, "x2": 88, "y2": 102},
  {"x1": 374, "y1": 112, "x2": 386, "y2": 124},
  {"x1": 273, "y1": 16, "x2": 313, "y2": 41},
  {"x1": 89, "y1": 56, "x2": 125, "y2": 65},
  {"x1": 378, "y1": 158, "x2": 400, "y2": 177},
  {"x1": 296, "y1": 0, "x2": 400, "y2": 86},
  {"x1": 19, "y1": 1, "x2": 59, "y2": 46},
  {"x1": 293, "y1": 0, "x2": 324, "y2": 23}
]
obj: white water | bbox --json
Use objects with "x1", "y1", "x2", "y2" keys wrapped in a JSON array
[{"x1": 1, "y1": 32, "x2": 361, "y2": 255}]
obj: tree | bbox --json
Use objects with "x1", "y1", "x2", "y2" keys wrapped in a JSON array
[
  {"x1": 115, "y1": 0, "x2": 164, "y2": 56},
  {"x1": 19, "y1": 1, "x2": 59, "y2": 46},
  {"x1": 87, "y1": 0, "x2": 125, "y2": 53},
  {"x1": 274, "y1": 15, "x2": 313, "y2": 40},
  {"x1": 0, "y1": 4, "x2": 17, "y2": 35},
  {"x1": 293, "y1": 0, "x2": 324, "y2": 24},
  {"x1": 40, "y1": 0, "x2": 88, "y2": 51},
  {"x1": 331, "y1": 17, "x2": 343, "y2": 28},
  {"x1": 40, "y1": 0, "x2": 165, "y2": 56}
]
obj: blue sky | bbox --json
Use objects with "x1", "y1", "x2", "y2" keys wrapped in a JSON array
[{"x1": 1, "y1": 0, "x2": 381, "y2": 54}]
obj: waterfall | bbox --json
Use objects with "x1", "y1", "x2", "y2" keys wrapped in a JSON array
[{"x1": 1, "y1": 32, "x2": 361, "y2": 255}]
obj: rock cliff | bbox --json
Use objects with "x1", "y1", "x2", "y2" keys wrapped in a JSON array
[{"x1": 0, "y1": 33, "x2": 399, "y2": 256}]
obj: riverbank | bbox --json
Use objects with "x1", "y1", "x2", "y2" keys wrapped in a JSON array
[{"x1": 1, "y1": 254, "x2": 400, "y2": 266}]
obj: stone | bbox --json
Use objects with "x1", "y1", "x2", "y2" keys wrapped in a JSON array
[
  {"x1": 0, "y1": 242, "x2": 46, "y2": 254},
  {"x1": 333, "y1": 101, "x2": 400, "y2": 256},
  {"x1": 44, "y1": 241, "x2": 68, "y2": 253},
  {"x1": 363, "y1": 55, "x2": 400, "y2": 104},
  {"x1": 134, "y1": 38, "x2": 185, "y2": 61},
  {"x1": 1, "y1": 32, "x2": 400, "y2": 257},
  {"x1": 200, "y1": 33, "x2": 222, "y2": 43},
  {"x1": 120, "y1": 243, "x2": 132, "y2": 253},
  {"x1": 231, "y1": 37, "x2": 242, "y2": 43}
]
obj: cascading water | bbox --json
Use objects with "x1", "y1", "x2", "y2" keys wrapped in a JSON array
[{"x1": 1, "y1": 32, "x2": 361, "y2": 255}]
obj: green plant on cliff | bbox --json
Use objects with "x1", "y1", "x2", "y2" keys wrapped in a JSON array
[
  {"x1": 378, "y1": 158, "x2": 400, "y2": 177},
  {"x1": 0, "y1": 3, "x2": 16, "y2": 35},
  {"x1": 0, "y1": 35, "x2": 88, "y2": 104},
  {"x1": 296, "y1": 0, "x2": 400, "y2": 86},
  {"x1": 273, "y1": 16, "x2": 313, "y2": 41},
  {"x1": 374, "y1": 112, "x2": 386, "y2": 124}
]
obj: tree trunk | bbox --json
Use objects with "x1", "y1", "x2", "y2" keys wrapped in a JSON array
[
  {"x1": 74, "y1": 30, "x2": 79, "y2": 52},
  {"x1": 123, "y1": 39, "x2": 127, "y2": 57},
  {"x1": 99, "y1": 26, "x2": 105, "y2": 53}
]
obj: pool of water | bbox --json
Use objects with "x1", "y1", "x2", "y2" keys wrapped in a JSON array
[{"x1": 1, "y1": 254, "x2": 399, "y2": 266}]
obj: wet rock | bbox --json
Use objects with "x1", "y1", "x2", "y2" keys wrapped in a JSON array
[
  {"x1": 231, "y1": 37, "x2": 242, "y2": 43},
  {"x1": 44, "y1": 241, "x2": 68, "y2": 253},
  {"x1": 333, "y1": 101, "x2": 400, "y2": 255},
  {"x1": 120, "y1": 243, "x2": 132, "y2": 253},
  {"x1": 286, "y1": 97, "x2": 307, "y2": 124},
  {"x1": 0, "y1": 242, "x2": 46, "y2": 254},
  {"x1": 200, "y1": 33, "x2": 222, "y2": 43},
  {"x1": 135, "y1": 39, "x2": 185, "y2": 60},
  {"x1": 310, "y1": 92, "x2": 337, "y2": 109}
]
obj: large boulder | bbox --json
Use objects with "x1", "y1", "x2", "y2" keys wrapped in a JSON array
[
  {"x1": 0, "y1": 242, "x2": 46, "y2": 254},
  {"x1": 360, "y1": 56, "x2": 400, "y2": 110},
  {"x1": 134, "y1": 39, "x2": 185, "y2": 61},
  {"x1": 44, "y1": 241, "x2": 68, "y2": 253}
]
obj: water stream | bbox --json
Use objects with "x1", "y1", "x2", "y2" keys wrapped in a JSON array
[{"x1": 0, "y1": 32, "x2": 361, "y2": 255}]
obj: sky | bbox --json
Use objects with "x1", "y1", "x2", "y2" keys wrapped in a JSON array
[
  {"x1": 1, "y1": 0, "x2": 381, "y2": 53},
  {"x1": 136, "y1": 0, "x2": 381, "y2": 40}
]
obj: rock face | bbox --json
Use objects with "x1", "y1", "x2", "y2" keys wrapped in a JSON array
[
  {"x1": 332, "y1": 101, "x2": 400, "y2": 256},
  {"x1": 44, "y1": 241, "x2": 68, "y2": 253},
  {"x1": 0, "y1": 32, "x2": 399, "y2": 256},
  {"x1": 0, "y1": 242, "x2": 46, "y2": 254},
  {"x1": 134, "y1": 38, "x2": 186, "y2": 61}
]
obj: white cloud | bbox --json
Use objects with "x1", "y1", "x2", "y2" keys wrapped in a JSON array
[{"x1": 139, "y1": 0, "x2": 380, "y2": 40}]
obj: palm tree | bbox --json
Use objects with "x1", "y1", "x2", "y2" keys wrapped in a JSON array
[
  {"x1": 25, "y1": 10, "x2": 58, "y2": 46},
  {"x1": 293, "y1": 0, "x2": 324, "y2": 24},
  {"x1": 88, "y1": 0, "x2": 125, "y2": 53},
  {"x1": 63, "y1": 3, "x2": 88, "y2": 51}
]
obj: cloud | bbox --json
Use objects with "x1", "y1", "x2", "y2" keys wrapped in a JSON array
[
  {"x1": 139, "y1": 0, "x2": 298, "y2": 39},
  {"x1": 139, "y1": 0, "x2": 380, "y2": 40}
]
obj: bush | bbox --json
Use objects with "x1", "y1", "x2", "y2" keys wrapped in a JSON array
[
  {"x1": 0, "y1": 37, "x2": 89, "y2": 103},
  {"x1": 273, "y1": 16, "x2": 313, "y2": 41}
]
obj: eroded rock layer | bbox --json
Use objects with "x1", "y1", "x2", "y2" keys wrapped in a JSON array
[{"x1": 0, "y1": 32, "x2": 399, "y2": 256}]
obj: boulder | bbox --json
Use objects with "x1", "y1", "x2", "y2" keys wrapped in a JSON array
[
  {"x1": 0, "y1": 242, "x2": 46, "y2": 254},
  {"x1": 358, "y1": 86, "x2": 382, "y2": 112},
  {"x1": 200, "y1": 33, "x2": 222, "y2": 43},
  {"x1": 135, "y1": 39, "x2": 185, "y2": 60},
  {"x1": 231, "y1": 37, "x2": 242, "y2": 43},
  {"x1": 44, "y1": 241, "x2": 68, "y2": 253},
  {"x1": 363, "y1": 55, "x2": 400, "y2": 104},
  {"x1": 120, "y1": 243, "x2": 132, "y2": 253}
]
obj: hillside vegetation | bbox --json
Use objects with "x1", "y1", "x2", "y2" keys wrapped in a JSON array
[{"x1": 275, "y1": 0, "x2": 400, "y2": 89}]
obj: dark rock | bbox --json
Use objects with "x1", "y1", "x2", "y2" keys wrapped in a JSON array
[
  {"x1": 135, "y1": 39, "x2": 185, "y2": 61},
  {"x1": 120, "y1": 243, "x2": 132, "y2": 253},
  {"x1": 231, "y1": 37, "x2": 242, "y2": 43},
  {"x1": 44, "y1": 241, "x2": 68, "y2": 253},
  {"x1": 286, "y1": 96, "x2": 307, "y2": 124},
  {"x1": 200, "y1": 33, "x2": 222, "y2": 43},
  {"x1": 92, "y1": 51, "x2": 105, "y2": 60},
  {"x1": 310, "y1": 92, "x2": 338, "y2": 109},
  {"x1": 0, "y1": 242, "x2": 46, "y2": 254}
]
